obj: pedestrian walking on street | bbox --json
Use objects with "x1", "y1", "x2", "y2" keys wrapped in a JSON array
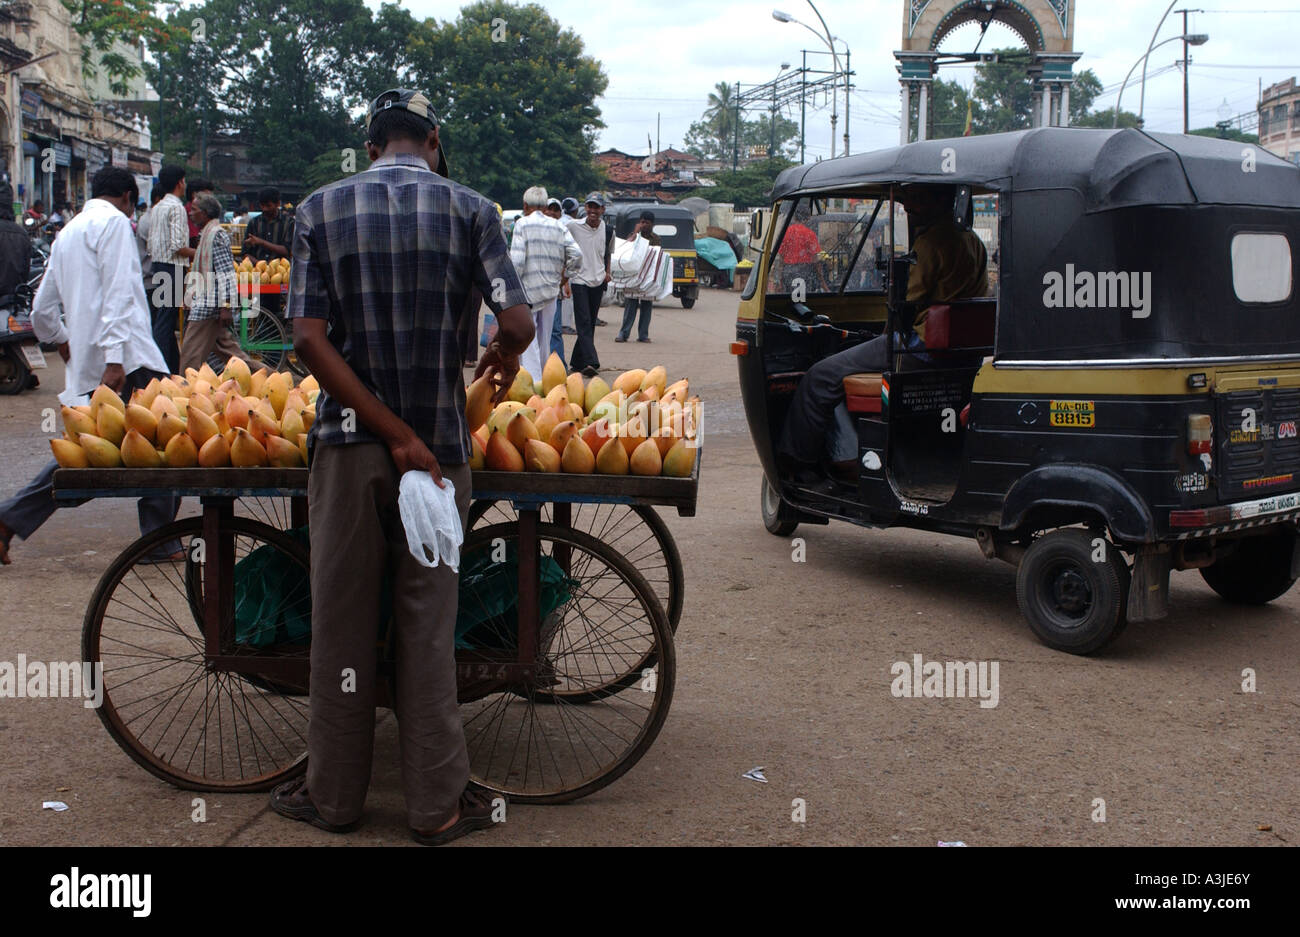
[
  {"x1": 178, "y1": 193, "x2": 250, "y2": 374},
  {"x1": 509, "y1": 186, "x2": 581, "y2": 380},
  {"x1": 615, "y1": 209, "x2": 660, "y2": 344},
  {"x1": 146, "y1": 166, "x2": 193, "y2": 374},
  {"x1": 0, "y1": 168, "x2": 179, "y2": 565},
  {"x1": 275, "y1": 87, "x2": 533, "y2": 845},
  {"x1": 565, "y1": 193, "x2": 614, "y2": 377}
]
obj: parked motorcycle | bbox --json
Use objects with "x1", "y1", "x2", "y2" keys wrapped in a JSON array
[{"x1": 0, "y1": 282, "x2": 44, "y2": 394}]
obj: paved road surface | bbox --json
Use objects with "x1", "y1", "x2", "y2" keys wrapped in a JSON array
[{"x1": 0, "y1": 288, "x2": 1295, "y2": 846}]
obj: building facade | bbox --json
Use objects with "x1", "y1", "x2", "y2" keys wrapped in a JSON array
[
  {"x1": 0, "y1": 0, "x2": 159, "y2": 215},
  {"x1": 1258, "y1": 78, "x2": 1300, "y2": 165}
]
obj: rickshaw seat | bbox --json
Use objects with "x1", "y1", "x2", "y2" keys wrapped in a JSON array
[
  {"x1": 923, "y1": 301, "x2": 996, "y2": 351},
  {"x1": 843, "y1": 372, "x2": 883, "y2": 414}
]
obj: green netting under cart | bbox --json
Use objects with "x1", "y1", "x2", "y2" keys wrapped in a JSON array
[
  {"x1": 232, "y1": 528, "x2": 578, "y2": 652},
  {"x1": 234, "y1": 527, "x2": 313, "y2": 647},
  {"x1": 454, "y1": 543, "x2": 578, "y2": 651}
]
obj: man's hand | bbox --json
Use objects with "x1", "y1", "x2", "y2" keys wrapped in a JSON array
[
  {"x1": 101, "y1": 363, "x2": 126, "y2": 393},
  {"x1": 57, "y1": 342, "x2": 70, "y2": 363},
  {"x1": 388, "y1": 429, "x2": 444, "y2": 487},
  {"x1": 475, "y1": 342, "x2": 518, "y2": 403},
  {"x1": 244, "y1": 235, "x2": 263, "y2": 248}
]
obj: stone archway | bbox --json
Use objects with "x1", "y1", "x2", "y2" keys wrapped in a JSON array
[{"x1": 896, "y1": 0, "x2": 1081, "y2": 143}]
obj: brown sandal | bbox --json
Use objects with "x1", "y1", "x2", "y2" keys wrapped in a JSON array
[
  {"x1": 269, "y1": 777, "x2": 358, "y2": 834},
  {"x1": 410, "y1": 788, "x2": 501, "y2": 846}
]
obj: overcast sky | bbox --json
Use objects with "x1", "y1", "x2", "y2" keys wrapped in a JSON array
[{"x1": 397, "y1": 1, "x2": 1300, "y2": 157}]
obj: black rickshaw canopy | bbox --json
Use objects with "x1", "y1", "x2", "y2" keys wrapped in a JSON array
[
  {"x1": 770, "y1": 127, "x2": 1300, "y2": 212},
  {"x1": 770, "y1": 129, "x2": 1300, "y2": 364}
]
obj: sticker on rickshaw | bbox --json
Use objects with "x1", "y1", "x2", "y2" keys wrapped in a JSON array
[
  {"x1": 1243, "y1": 473, "x2": 1294, "y2": 490},
  {"x1": 1049, "y1": 400, "x2": 1095, "y2": 428},
  {"x1": 1174, "y1": 472, "x2": 1209, "y2": 493}
]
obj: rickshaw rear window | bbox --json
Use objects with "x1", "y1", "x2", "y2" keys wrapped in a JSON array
[{"x1": 1231, "y1": 232, "x2": 1292, "y2": 304}]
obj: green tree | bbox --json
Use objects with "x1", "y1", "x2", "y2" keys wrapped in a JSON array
[
  {"x1": 147, "y1": 0, "x2": 413, "y2": 180},
  {"x1": 408, "y1": 1, "x2": 606, "y2": 205},
  {"x1": 681, "y1": 158, "x2": 795, "y2": 210},
  {"x1": 1074, "y1": 108, "x2": 1143, "y2": 129},
  {"x1": 302, "y1": 147, "x2": 373, "y2": 194},
  {"x1": 61, "y1": 0, "x2": 175, "y2": 96},
  {"x1": 1191, "y1": 126, "x2": 1259, "y2": 144},
  {"x1": 925, "y1": 78, "x2": 971, "y2": 138}
]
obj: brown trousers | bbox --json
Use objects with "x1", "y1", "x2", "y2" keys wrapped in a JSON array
[
  {"x1": 178, "y1": 315, "x2": 252, "y2": 375},
  {"x1": 306, "y1": 443, "x2": 472, "y2": 829}
]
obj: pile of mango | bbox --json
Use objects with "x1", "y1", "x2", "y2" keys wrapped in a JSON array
[
  {"x1": 50, "y1": 358, "x2": 318, "y2": 469},
  {"x1": 238, "y1": 256, "x2": 290, "y2": 286},
  {"x1": 467, "y1": 353, "x2": 700, "y2": 477}
]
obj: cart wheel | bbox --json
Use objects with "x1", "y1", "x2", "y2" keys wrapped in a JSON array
[
  {"x1": 84, "y1": 517, "x2": 311, "y2": 792},
  {"x1": 458, "y1": 522, "x2": 674, "y2": 804},
  {"x1": 234, "y1": 495, "x2": 298, "y2": 532},
  {"x1": 1015, "y1": 528, "x2": 1130, "y2": 655},
  {"x1": 468, "y1": 500, "x2": 683, "y2": 632},
  {"x1": 1200, "y1": 528, "x2": 1298, "y2": 604},
  {"x1": 761, "y1": 475, "x2": 799, "y2": 536}
]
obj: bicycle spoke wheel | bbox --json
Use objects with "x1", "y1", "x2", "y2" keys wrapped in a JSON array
[
  {"x1": 468, "y1": 501, "x2": 683, "y2": 631},
  {"x1": 458, "y1": 522, "x2": 674, "y2": 804},
  {"x1": 85, "y1": 517, "x2": 311, "y2": 792},
  {"x1": 239, "y1": 309, "x2": 288, "y2": 372}
]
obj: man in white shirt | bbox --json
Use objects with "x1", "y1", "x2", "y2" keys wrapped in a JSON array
[
  {"x1": 565, "y1": 193, "x2": 614, "y2": 376},
  {"x1": 509, "y1": 186, "x2": 581, "y2": 379},
  {"x1": 146, "y1": 165, "x2": 194, "y2": 373},
  {"x1": 0, "y1": 167, "x2": 179, "y2": 565}
]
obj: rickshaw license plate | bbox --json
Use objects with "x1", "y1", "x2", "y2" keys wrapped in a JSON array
[
  {"x1": 20, "y1": 343, "x2": 47, "y2": 368},
  {"x1": 1049, "y1": 400, "x2": 1094, "y2": 427}
]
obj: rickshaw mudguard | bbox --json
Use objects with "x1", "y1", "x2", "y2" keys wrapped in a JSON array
[{"x1": 1000, "y1": 464, "x2": 1157, "y2": 544}]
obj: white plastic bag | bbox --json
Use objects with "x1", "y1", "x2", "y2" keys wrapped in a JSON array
[
  {"x1": 397, "y1": 471, "x2": 463, "y2": 571},
  {"x1": 611, "y1": 236, "x2": 651, "y2": 281}
]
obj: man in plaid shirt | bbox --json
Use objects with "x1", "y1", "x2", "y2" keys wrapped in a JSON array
[
  {"x1": 177, "y1": 193, "x2": 249, "y2": 372},
  {"x1": 277, "y1": 88, "x2": 533, "y2": 846}
]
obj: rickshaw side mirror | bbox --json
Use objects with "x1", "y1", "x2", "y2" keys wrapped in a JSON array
[{"x1": 751, "y1": 212, "x2": 763, "y2": 242}]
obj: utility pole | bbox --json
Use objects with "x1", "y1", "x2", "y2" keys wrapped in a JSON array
[
  {"x1": 843, "y1": 48, "x2": 850, "y2": 156},
  {"x1": 1182, "y1": 8, "x2": 1189, "y2": 133},
  {"x1": 733, "y1": 82, "x2": 741, "y2": 172},
  {"x1": 771, "y1": 79, "x2": 777, "y2": 158},
  {"x1": 800, "y1": 51, "x2": 807, "y2": 164}
]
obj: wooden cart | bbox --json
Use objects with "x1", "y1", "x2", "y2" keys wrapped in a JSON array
[{"x1": 53, "y1": 460, "x2": 698, "y2": 804}]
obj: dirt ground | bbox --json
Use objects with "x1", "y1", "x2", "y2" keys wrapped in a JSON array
[{"x1": 0, "y1": 287, "x2": 1296, "y2": 847}]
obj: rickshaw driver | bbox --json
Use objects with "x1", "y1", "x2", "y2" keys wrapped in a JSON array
[{"x1": 777, "y1": 183, "x2": 988, "y2": 483}]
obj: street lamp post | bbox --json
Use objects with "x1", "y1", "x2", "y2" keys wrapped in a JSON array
[
  {"x1": 1113, "y1": 33, "x2": 1208, "y2": 128},
  {"x1": 773, "y1": 6, "x2": 842, "y2": 159}
]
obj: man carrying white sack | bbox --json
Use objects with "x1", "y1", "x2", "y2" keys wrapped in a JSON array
[{"x1": 508, "y1": 185, "x2": 581, "y2": 380}]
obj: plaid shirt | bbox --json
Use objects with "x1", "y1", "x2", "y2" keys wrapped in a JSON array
[
  {"x1": 185, "y1": 226, "x2": 237, "y2": 321},
  {"x1": 508, "y1": 211, "x2": 582, "y2": 306},
  {"x1": 244, "y1": 210, "x2": 294, "y2": 263},
  {"x1": 286, "y1": 153, "x2": 528, "y2": 462}
]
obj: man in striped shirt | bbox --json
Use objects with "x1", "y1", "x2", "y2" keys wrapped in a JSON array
[
  {"x1": 145, "y1": 165, "x2": 193, "y2": 373},
  {"x1": 508, "y1": 186, "x2": 581, "y2": 379}
]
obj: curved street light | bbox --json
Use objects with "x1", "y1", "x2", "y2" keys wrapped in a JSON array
[
  {"x1": 773, "y1": 6, "x2": 843, "y2": 158},
  {"x1": 1112, "y1": 33, "x2": 1208, "y2": 128}
]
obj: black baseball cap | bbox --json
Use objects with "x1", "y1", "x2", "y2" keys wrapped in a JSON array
[{"x1": 366, "y1": 89, "x2": 448, "y2": 177}]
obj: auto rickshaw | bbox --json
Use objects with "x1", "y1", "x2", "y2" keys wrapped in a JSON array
[
  {"x1": 607, "y1": 202, "x2": 701, "y2": 308},
  {"x1": 734, "y1": 127, "x2": 1300, "y2": 654}
]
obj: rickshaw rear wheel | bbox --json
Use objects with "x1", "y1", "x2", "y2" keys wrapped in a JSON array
[
  {"x1": 761, "y1": 475, "x2": 799, "y2": 536},
  {"x1": 681, "y1": 296, "x2": 696, "y2": 309},
  {"x1": 1016, "y1": 528, "x2": 1130, "y2": 655},
  {"x1": 1200, "y1": 528, "x2": 1298, "y2": 605}
]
